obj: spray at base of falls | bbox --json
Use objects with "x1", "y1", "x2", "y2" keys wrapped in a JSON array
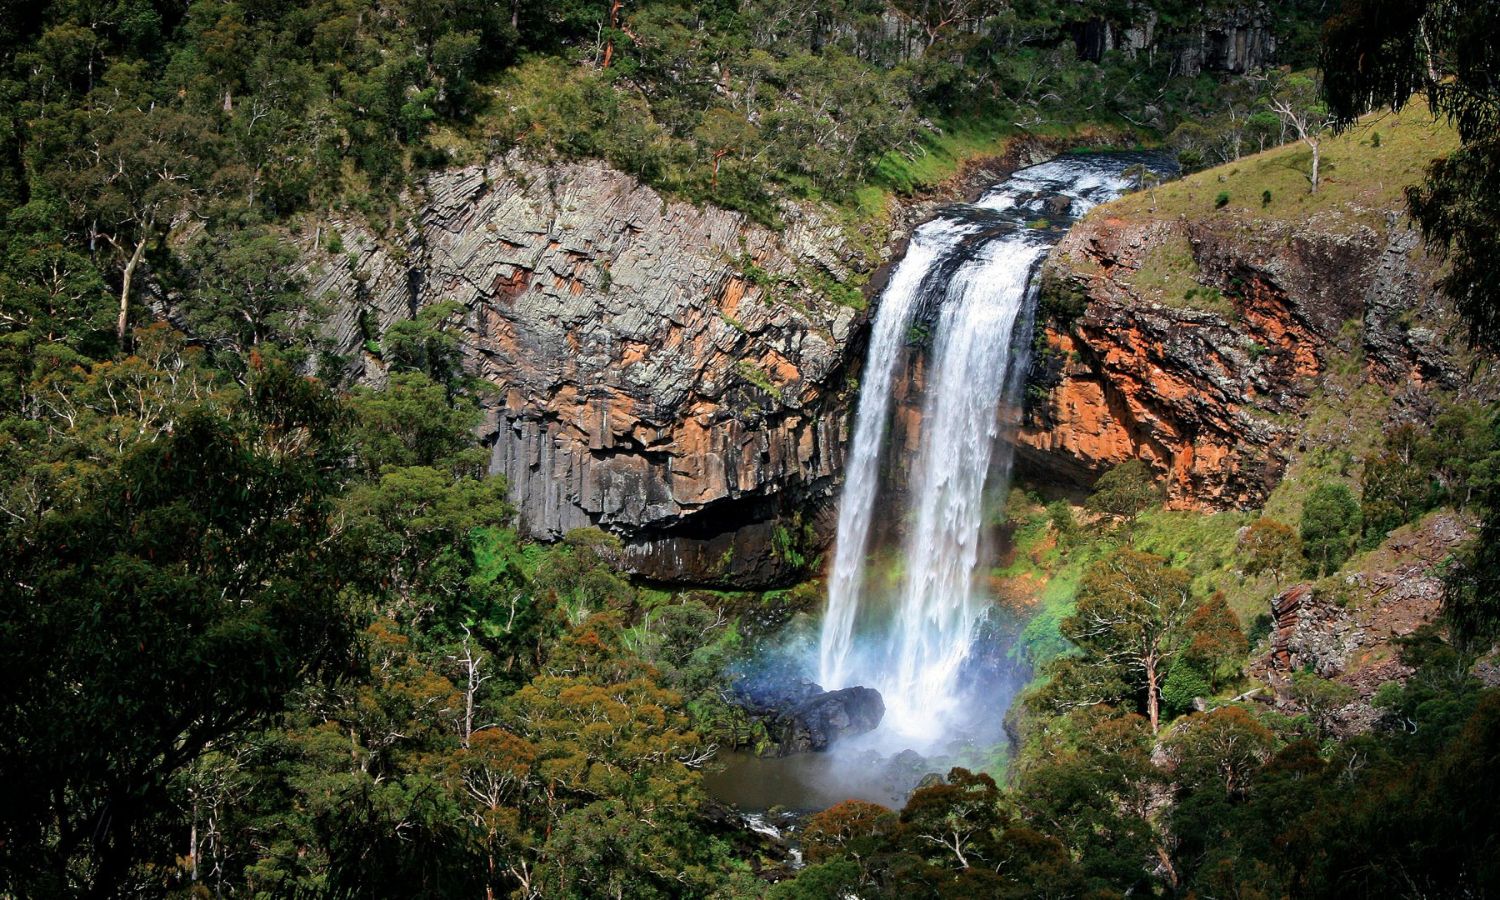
[{"x1": 818, "y1": 155, "x2": 1163, "y2": 750}]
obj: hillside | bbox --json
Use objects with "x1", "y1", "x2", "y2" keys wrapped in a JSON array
[{"x1": 1022, "y1": 102, "x2": 1478, "y2": 510}]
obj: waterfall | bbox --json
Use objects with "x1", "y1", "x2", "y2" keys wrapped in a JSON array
[
  {"x1": 818, "y1": 220, "x2": 974, "y2": 692},
  {"x1": 818, "y1": 155, "x2": 1158, "y2": 744}
]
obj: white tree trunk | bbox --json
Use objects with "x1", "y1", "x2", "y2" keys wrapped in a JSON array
[{"x1": 117, "y1": 237, "x2": 147, "y2": 351}]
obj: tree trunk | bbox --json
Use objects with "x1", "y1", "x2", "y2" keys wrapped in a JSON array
[
  {"x1": 117, "y1": 237, "x2": 147, "y2": 351},
  {"x1": 1145, "y1": 656, "x2": 1160, "y2": 733},
  {"x1": 602, "y1": 0, "x2": 624, "y2": 68},
  {"x1": 1309, "y1": 141, "x2": 1320, "y2": 193}
]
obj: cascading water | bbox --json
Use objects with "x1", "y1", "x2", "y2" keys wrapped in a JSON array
[
  {"x1": 818, "y1": 220, "x2": 974, "y2": 693},
  {"x1": 818, "y1": 154, "x2": 1165, "y2": 746}
]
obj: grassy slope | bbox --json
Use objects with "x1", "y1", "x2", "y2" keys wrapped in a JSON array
[
  {"x1": 996, "y1": 499, "x2": 1266, "y2": 665},
  {"x1": 1085, "y1": 100, "x2": 1459, "y2": 313},
  {"x1": 1107, "y1": 97, "x2": 1459, "y2": 229}
]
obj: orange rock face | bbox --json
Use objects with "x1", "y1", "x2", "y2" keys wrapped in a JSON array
[{"x1": 1018, "y1": 211, "x2": 1458, "y2": 510}]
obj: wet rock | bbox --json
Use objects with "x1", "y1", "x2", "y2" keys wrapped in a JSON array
[
  {"x1": 878, "y1": 749, "x2": 932, "y2": 797},
  {"x1": 731, "y1": 676, "x2": 826, "y2": 719},
  {"x1": 956, "y1": 607, "x2": 1033, "y2": 697},
  {"x1": 729, "y1": 676, "x2": 885, "y2": 755},
  {"x1": 774, "y1": 687, "x2": 885, "y2": 754},
  {"x1": 1044, "y1": 194, "x2": 1074, "y2": 217},
  {"x1": 699, "y1": 802, "x2": 800, "y2": 877}
]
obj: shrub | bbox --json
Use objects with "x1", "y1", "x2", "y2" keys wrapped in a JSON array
[
  {"x1": 1181, "y1": 592, "x2": 1248, "y2": 688},
  {"x1": 1300, "y1": 483, "x2": 1362, "y2": 576},
  {"x1": 1047, "y1": 500, "x2": 1079, "y2": 546},
  {"x1": 1036, "y1": 270, "x2": 1090, "y2": 327},
  {"x1": 1261, "y1": 189, "x2": 1272, "y2": 206},
  {"x1": 1239, "y1": 517, "x2": 1303, "y2": 586},
  {"x1": 1214, "y1": 191, "x2": 1230, "y2": 208},
  {"x1": 1290, "y1": 670, "x2": 1356, "y2": 739},
  {"x1": 1162, "y1": 664, "x2": 1214, "y2": 718},
  {"x1": 1247, "y1": 612, "x2": 1273, "y2": 648},
  {"x1": 1086, "y1": 459, "x2": 1164, "y2": 525}
]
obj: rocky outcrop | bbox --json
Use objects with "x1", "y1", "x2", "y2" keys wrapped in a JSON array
[
  {"x1": 1021, "y1": 212, "x2": 1462, "y2": 510},
  {"x1": 730, "y1": 677, "x2": 886, "y2": 755},
  {"x1": 1254, "y1": 512, "x2": 1471, "y2": 735},
  {"x1": 1269, "y1": 515, "x2": 1466, "y2": 679},
  {"x1": 299, "y1": 153, "x2": 869, "y2": 586}
]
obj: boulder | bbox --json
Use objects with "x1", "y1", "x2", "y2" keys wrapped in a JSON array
[
  {"x1": 729, "y1": 676, "x2": 885, "y2": 755},
  {"x1": 775, "y1": 687, "x2": 886, "y2": 755}
]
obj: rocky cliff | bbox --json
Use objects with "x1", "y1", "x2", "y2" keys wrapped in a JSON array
[
  {"x1": 1252, "y1": 512, "x2": 1472, "y2": 735},
  {"x1": 1070, "y1": 4, "x2": 1277, "y2": 77},
  {"x1": 1019, "y1": 113, "x2": 1470, "y2": 510},
  {"x1": 299, "y1": 153, "x2": 869, "y2": 586},
  {"x1": 289, "y1": 134, "x2": 1091, "y2": 587}
]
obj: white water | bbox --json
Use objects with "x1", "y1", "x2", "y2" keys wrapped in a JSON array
[
  {"x1": 818, "y1": 219, "x2": 976, "y2": 692},
  {"x1": 817, "y1": 155, "x2": 1155, "y2": 746}
]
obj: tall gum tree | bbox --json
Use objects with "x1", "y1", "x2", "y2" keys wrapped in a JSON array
[
  {"x1": 1063, "y1": 549, "x2": 1197, "y2": 732},
  {"x1": 35, "y1": 66, "x2": 212, "y2": 350}
]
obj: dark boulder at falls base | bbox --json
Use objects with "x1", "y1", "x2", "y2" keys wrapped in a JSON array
[
  {"x1": 730, "y1": 677, "x2": 885, "y2": 755},
  {"x1": 776, "y1": 687, "x2": 885, "y2": 755}
]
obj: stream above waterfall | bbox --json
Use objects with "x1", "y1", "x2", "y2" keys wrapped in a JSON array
[{"x1": 710, "y1": 151, "x2": 1175, "y2": 812}]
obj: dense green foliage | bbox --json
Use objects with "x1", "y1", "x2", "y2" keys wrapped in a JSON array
[
  {"x1": 0, "y1": 326, "x2": 755, "y2": 895},
  {"x1": 1299, "y1": 482, "x2": 1361, "y2": 576},
  {"x1": 776, "y1": 665, "x2": 1500, "y2": 898},
  {"x1": 904, "y1": 421, "x2": 1500, "y2": 900}
]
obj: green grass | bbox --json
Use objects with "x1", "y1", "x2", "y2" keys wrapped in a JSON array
[
  {"x1": 1118, "y1": 233, "x2": 1234, "y2": 313},
  {"x1": 1260, "y1": 339, "x2": 1398, "y2": 528},
  {"x1": 997, "y1": 496, "x2": 1269, "y2": 664},
  {"x1": 1133, "y1": 508, "x2": 1261, "y2": 624},
  {"x1": 1100, "y1": 97, "x2": 1459, "y2": 232},
  {"x1": 871, "y1": 115, "x2": 1140, "y2": 197},
  {"x1": 1016, "y1": 560, "x2": 1089, "y2": 666},
  {"x1": 994, "y1": 496, "x2": 1112, "y2": 666},
  {"x1": 871, "y1": 116, "x2": 1021, "y2": 195}
]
